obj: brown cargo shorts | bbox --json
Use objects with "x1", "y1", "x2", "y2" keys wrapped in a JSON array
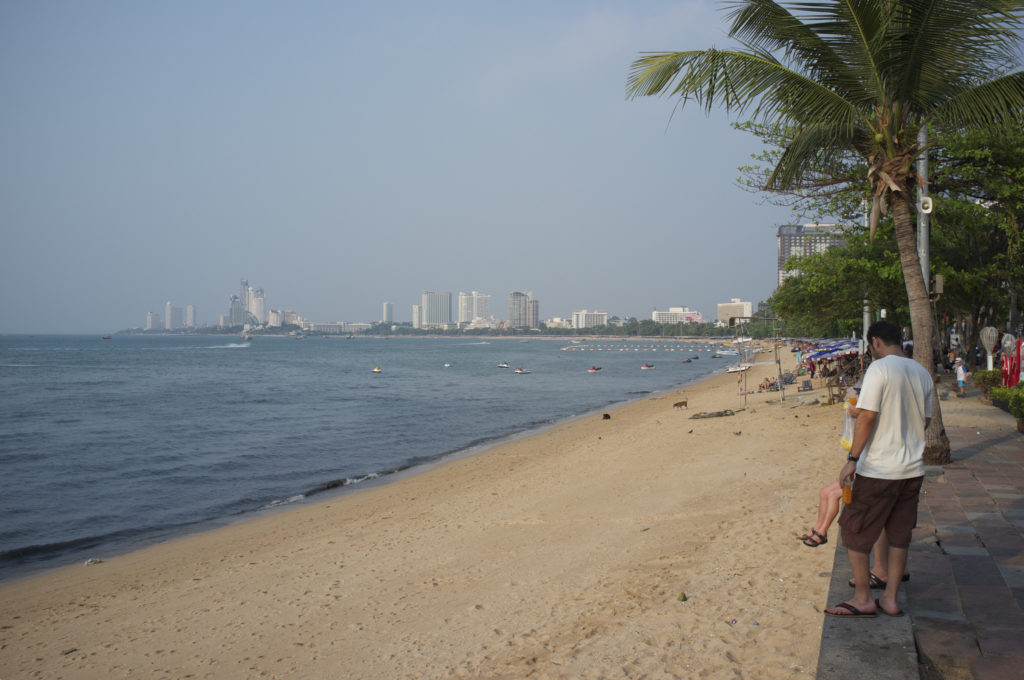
[{"x1": 839, "y1": 475, "x2": 924, "y2": 553}]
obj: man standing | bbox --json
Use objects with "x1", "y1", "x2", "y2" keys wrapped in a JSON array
[{"x1": 825, "y1": 320, "x2": 934, "y2": 618}]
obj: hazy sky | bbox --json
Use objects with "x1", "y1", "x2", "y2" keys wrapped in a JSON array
[{"x1": 1, "y1": 0, "x2": 800, "y2": 334}]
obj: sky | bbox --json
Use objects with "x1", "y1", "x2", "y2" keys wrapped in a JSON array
[{"x1": 1, "y1": 0, "x2": 801, "y2": 334}]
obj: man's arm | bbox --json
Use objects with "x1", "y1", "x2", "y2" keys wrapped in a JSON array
[{"x1": 839, "y1": 409, "x2": 879, "y2": 483}]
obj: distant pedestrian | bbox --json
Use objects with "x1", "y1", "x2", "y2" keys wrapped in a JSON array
[
  {"x1": 825, "y1": 321, "x2": 934, "y2": 618},
  {"x1": 955, "y1": 358, "x2": 969, "y2": 397}
]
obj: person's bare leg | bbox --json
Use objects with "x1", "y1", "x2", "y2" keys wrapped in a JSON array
[
  {"x1": 877, "y1": 546, "x2": 908, "y2": 615},
  {"x1": 870, "y1": 531, "x2": 890, "y2": 582},
  {"x1": 827, "y1": 549, "x2": 876, "y2": 615},
  {"x1": 815, "y1": 482, "x2": 842, "y2": 535}
]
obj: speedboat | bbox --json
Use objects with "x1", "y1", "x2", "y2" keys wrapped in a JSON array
[
  {"x1": 497, "y1": 362, "x2": 510, "y2": 368},
  {"x1": 514, "y1": 367, "x2": 531, "y2": 374},
  {"x1": 726, "y1": 363, "x2": 752, "y2": 373},
  {"x1": 372, "y1": 366, "x2": 382, "y2": 373},
  {"x1": 641, "y1": 363, "x2": 655, "y2": 370},
  {"x1": 588, "y1": 366, "x2": 602, "y2": 372},
  {"x1": 443, "y1": 362, "x2": 452, "y2": 368}
]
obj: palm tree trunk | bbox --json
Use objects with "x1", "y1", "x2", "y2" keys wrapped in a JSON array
[{"x1": 892, "y1": 193, "x2": 952, "y2": 465}]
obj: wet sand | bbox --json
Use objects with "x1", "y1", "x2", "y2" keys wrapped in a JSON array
[{"x1": 0, "y1": 347, "x2": 843, "y2": 679}]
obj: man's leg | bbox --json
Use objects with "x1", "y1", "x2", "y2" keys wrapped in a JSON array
[
  {"x1": 826, "y1": 548, "x2": 876, "y2": 615},
  {"x1": 870, "y1": 531, "x2": 890, "y2": 582},
  {"x1": 878, "y1": 546, "x2": 908, "y2": 615}
]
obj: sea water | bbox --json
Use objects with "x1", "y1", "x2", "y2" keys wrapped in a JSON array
[{"x1": 0, "y1": 334, "x2": 729, "y2": 582}]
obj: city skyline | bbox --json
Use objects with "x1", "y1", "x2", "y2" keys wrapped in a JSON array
[
  {"x1": 2, "y1": 2, "x2": 801, "y2": 335},
  {"x1": 137, "y1": 278, "x2": 751, "y2": 332}
]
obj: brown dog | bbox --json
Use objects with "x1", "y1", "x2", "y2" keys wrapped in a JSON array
[{"x1": 673, "y1": 399, "x2": 688, "y2": 409}]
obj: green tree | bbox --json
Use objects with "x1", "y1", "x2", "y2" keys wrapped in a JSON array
[{"x1": 627, "y1": 0, "x2": 1024, "y2": 463}]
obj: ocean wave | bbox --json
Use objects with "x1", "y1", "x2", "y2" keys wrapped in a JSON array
[{"x1": 204, "y1": 342, "x2": 251, "y2": 349}]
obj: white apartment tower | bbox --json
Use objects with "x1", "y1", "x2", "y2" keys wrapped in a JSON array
[
  {"x1": 716, "y1": 298, "x2": 753, "y2": 325},
  {"x1": 185, "y1": 305, "x2": 196, "y2": 328},
  {"x1": 421, "y1": 291, "x2": 452, "y2": 328},
  {"x1": 458, "y1": 291, "x2": 491, "y2": 325},
  {"x1": 572, "y1": 310, "x2": 608, "y2": 329},
  {"x1": 382, "y1": 302, "x2": 394, "y2": 324}
]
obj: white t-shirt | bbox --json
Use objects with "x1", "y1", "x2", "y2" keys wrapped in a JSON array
[{"x1": 855, "y1": 354, "x2": 935, "y2": 479}]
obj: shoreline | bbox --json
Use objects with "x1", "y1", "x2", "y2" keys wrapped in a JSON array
[
  {"x1": 0, "y1": 354, "x2": 733, "y2": 587},
  {"x1": 1, "y1": 345, "x2": 839, "y2": 679}
]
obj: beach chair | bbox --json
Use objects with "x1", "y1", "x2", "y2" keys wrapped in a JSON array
[{"x1": 798, "y1": 379, "x2": 813, "y2": 392}]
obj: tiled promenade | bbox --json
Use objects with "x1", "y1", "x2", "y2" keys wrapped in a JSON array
[{"x1": 908, "y1": 416, "x2": 1024, "y2": 679}]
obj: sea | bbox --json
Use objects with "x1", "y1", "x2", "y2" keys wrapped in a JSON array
[{"x1": 0, "y1": 334, "x2": 733, "y2": 584}]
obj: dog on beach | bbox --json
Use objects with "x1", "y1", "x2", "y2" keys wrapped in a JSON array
[{"x1": 673, "y1": 399, "x2": 688, "y2": 409}]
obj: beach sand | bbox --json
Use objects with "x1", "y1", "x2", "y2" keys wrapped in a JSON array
[{"x1": 0, "y1": 347, "x2": 844, "y2": 679}]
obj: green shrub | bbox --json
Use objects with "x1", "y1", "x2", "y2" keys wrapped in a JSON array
[
  {"x1": 990, "y1": 385, "x2": 1024, "y2": 420},
  {"x1": 973, "y1": 369, "x2": 1005, "y2": 398}
]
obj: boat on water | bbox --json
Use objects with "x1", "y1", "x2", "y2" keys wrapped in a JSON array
[
  {"x1": 443, "y1": 362, "x2": 452, "y2": 368},
  {"x1": 588, "y1": 366, "x2": 602, "y2": 372},
  {"x1": 497, "y1": 362, "x2": 510, "y2": 368},
  {"x1": 681, "y1": 359, "x2": 692, "y2": 363},
  {"x1": 101, "y1": 335, "x2": 112, "y2": 340},
  {"x1": 641, "y1": 363, "x2": 655, "y2": 370},
  {"x1": 717, "y1": 350, "x2": 740, "y2": 356},
  {"x1": 726, "y1": 363, "x2": 752, "y2": 373},
  {"x1": 514, "y1": 367, "x2": 531, "y2": 374},
  {"x1": 371, "y1": 366, "x2": 382, "y2": 373}
]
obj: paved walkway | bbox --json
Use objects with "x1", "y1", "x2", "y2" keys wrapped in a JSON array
[{"x1": 908, "y1": 408, "x2": 1024, "y2": 679}]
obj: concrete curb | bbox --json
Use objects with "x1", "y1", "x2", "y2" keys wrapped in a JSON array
[{"x1": 817, "y1": 544, "x2": 920, "y2": 680}]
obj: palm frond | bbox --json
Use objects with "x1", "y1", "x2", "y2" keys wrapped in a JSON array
[
  {"x1": 891, "y1": 0, "x2": 1024, "y2": 116},
  {"x1": 626, "y1": 49, "x2": 865, "y2": 132},
  {"x1": 764, "y1": 120, "x2": 858, "y2": 190},
  {"x1": 930, "y1": 71, "x2": 1024, "y2": 129}
]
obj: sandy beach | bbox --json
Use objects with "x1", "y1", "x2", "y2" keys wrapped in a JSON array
[{"x1": 1, "y1": 347, "x2": 845, "y2": 679}]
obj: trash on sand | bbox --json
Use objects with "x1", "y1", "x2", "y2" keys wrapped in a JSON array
[
  {"x1": 678, "y1": 592, "x2": 688, "y2": 602},
  {"x1": 690, "y1": 409, "x2": 736, "y2": 419},
  {"x1": 727, "y1": 618, "x2": 737, "y2": 626}
]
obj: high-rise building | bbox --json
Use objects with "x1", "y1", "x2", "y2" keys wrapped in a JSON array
[
  {"x1": 716, "y1": 298, "x2": 753, "y2": 325},
  {"x1": 382, "y1": 302, "x2": 394, "y2": 324},
  {"x1": 421, "y1": 291, "x2": 452, "y2": 328},
  {"x1": 229, "y1": 295, "x2": 246, "y2": 326},
  {"x1": 777, "y1": 223, "x2": 844, "y2": 286},
  {"x1": 458, "y1": 291, "x2": 491, "y2": 325},
  {"x1": 170, "y1": 306, "x2": 183, "y2": 330},
  {"x1": 572, "y1": 310, "x2": 608, "y2": 329},
  {"x1": 250, "y1": 288, "x2": 265, "y2": 324},
  {"x1": 508, "y1": 291, "x2": 534, "y2": 328},
  {"x1": 652, "y1": 307, "x2": 703, "y2": 324},
  {"x1": 165, "y1": 301, "x2": 173, "y2": 330},
  {"x1": 185, "y1": 305, "x2": 196, "y2": 328},
  {"x1": 526, "y1": 299, "x2": 539, "y2": 329},
  {"x1": 146, "y1": 312, "x2": 161, "y2": 331},
  {"x1": 267, "y1": 310, "x2": 283, "y2": 327},
  {"x1": 412, "y1": 304, "x2": 422, "y2": 329}
]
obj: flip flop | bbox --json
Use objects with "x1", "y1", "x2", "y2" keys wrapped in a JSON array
[
  {"x1": 825, "y1": 602, "x2": 877, "y2": 618},
  {"x1": 875, "y1": 599, "x2": 905, "y2": 617}
]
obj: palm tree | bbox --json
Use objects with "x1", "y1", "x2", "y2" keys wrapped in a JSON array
[{"x1": 628, "y1": 0, "x2": 1024, "y2": 463}]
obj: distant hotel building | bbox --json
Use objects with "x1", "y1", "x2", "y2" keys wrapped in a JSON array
[
  {"x1": 382, "y1": 302, "x2": 394, "y2": 324},
  {"x1": 777, "y1": 223, "x2": 845, "y2": 286},
  {"x1": 421, "y1": 291, "x2": 452, "y2": 329},
  {"x1": 572, "y1": 310, "x2": 608, "y2": 329},
  {"x1": 716, "y1": 298, "x2": 753, "y2": 325},
  {"x1": 458, "y1": 291, "x2": 491, "y2": 325},
  {"x1": 508, "y1": 291, "x2": 539, "y2": 329},
  {"x1": 145, "y1": 311, "x2": 161, "y2": 330},
  {"x1": 652, "y1": 307, "x2": 703, "y2": 324},
  {"x1": 411, "y1": 304, "x2": 422, "y2": 329}
]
